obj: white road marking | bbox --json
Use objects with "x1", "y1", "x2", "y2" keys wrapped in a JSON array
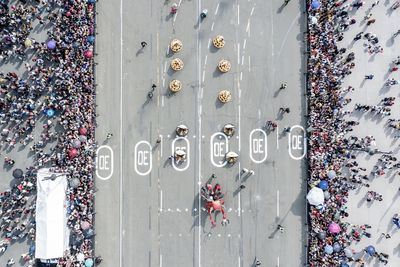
[
  {"x1": 171, "y1": 137, "x2": 190, "y2": 171},
  {"x1": 243, "y1": 39, "x2": 247, "y2": 50},
  {"x1": 119, "y1": 0, "x2": 124, "y2": 265},
  {"x1": 238, "y1": 256, "x2": 241, "y2": 267},
  {"x1": 238, "y1": 104, "x2": 241, "y2": 151},
  {"x1": 197, "y1": 4, "x2": 202, "y2": 264},
  {"x1": 211, "y1": 22, "x2": 215, "y2": 31},
  {"x1": 160, "y1": 190, "x2": 163, "y2": 212},
  {"x1": 160, "y1": 254, "x2": 162, "y2": 267},
  {"x1": 237, "y1": 43, "x2": 240, "y2": 64},
  {"x1": 277, "y1": 190, "x2": 280, "y2": 217},
  {"x1": 249, "y1": 129, "x2": 268, "y2": 163},
  {"x1": 288, "y1": 125, "x2": 307, "y2": 160},
  {"x1": 164, "y1": 61, "x2": 167, "y2": 73},
  {"x1": 270, "y1": 7, "x2": 274, "y2": 56},
  {"x1": 134, "y1": 141, "x2": 153, "y2": 176},
  {"x1": 215, "y1": 3, "x2": 220, "y2": 15},
  {"x1": 173, "y1": 0, "x2": 183, "y2": 22},
  {"x1": 238, "y1": 190, "x2": 241, "y2": 217},
  {"x1": 204, "y1": 55, "x2": 208, "y2": 66},
  {"x1": 246, "y1": 19, "x2": 250, "y2": 33},
  {"x1": 277, "y1": 256, "x2": 280, "y2": 267},
  {"x1": 210, "y1": 132, "x2": 229, "y2": 167},
  {"x1": 248, "y1": 56, "x2": 251, "y2": 72},
  {"x1": 258, "y1": 109, "x2": 261, "y2": 120},
  {"x1": 200, "y1": 87, "x2": 203, "y2": 99},
  {"x1": 207, "y1": 38, "x2": 211, "y2": 49},
  {"x1": 250, "y1": 5, "x2": 255, "y2": 16},
  {"x1": 161, "y1": 95, "x2": 164, "y2": 107},
  {"x1": 237, "y1": 5, "x2": 240, "y2": 25},
  {"x1": 241, "y1": 55, "x2": 244, "y2": 65},
  {"x1": 240, "y1": 72, "x2": 243, "y2": 81},
  {"x1": 202, "y1": 70, "x2": 205, "y2": 83},
  {"x1": 96, "y1": 145, "x2": 114, "y2": 180}
]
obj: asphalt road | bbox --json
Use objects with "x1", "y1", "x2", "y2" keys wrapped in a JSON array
[{"x1": 94, "y1": 0, "x2": 307, "y2": 266}]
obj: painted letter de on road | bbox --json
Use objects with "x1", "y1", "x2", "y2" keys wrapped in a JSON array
[
  {"x1": 288, "y1": 125, "x2": 306, "y2": 160},
  {"x1": 96, "y1": 145, "x2": 114, "y2": 180},
  {"x1": 249, "y1": 129, "x2": 268, "y2": 163},
  {"x1": 134, "y1": 141, "x2": 152, "y2": 176},
  {"x1": 210, "y1": 132, "x2": 229, "y2": 167}
]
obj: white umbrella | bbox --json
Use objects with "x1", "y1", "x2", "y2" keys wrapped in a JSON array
[
  {"x1": 306, "y1": 187, "x2": 324, "y2": 206},
  {"x1": 76, "y1": 253, "x2": 85, "y2": 262},
  {"x1": 327, "y1": 170, "x2": 336, "y2": 179},
  {"x1": 310, "y1": 16, "x2": 318, "y2": 24}
]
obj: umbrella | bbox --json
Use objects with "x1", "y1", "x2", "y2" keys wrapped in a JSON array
[
  {"x1": 70, "y1": 177, "x2": 80, "y2": 188},
  {"x1": 311, "y1": 0, "x2": 321, "y2": 9},
  {"x1": 365, "y1": 245, "x2": 375, "y2": 256},
  {"x1": 317, "y1": 231, "x2": 326, "y2": 240},
  {"x1": 324, "y1": 245, "x2": 333, "y2": 254},
  {"x1": 81, "y1": 221, "x2": 90, "y2": 230},
  {"x1": 87, "y1": 36, "x2": 95, "y2": 44},
  {"x1": 344, "y1": 248, "x2": 353, "y2": 258},
  {"x1": 306, "y1": 187, "x2": 324, "y2": 205},
  {"x1": 79, "y1": 135, "x2": 87, "y2": 143},
  {"x1": 24, "y1": 38, "x2": 32, "y2": 48},
  {"x1": 68, "y1": 148, "x2": 78, "y2": 159},
  {"x1": 333, "y1": 242, "x2": 342, "y2": 252},
  {"x1": 47, "y1": 40, "x2": 56, "y2": 50},
  {"x1": 84, "y1": 50, "x2": 93, "y2": 58},
  {"x1": 328, "y1": 222, "x2": 341, "y2": 234},
  {"x1": 310, "y1": 16, "x2": 318, "y2": 24},
  {"x1": 327, "y1": 170, "x2": 336, "y2": 179},
  {"x1": 84, "y1": 228, "x2": 95, "y2": 238},
  {"x1": 85, "y1": 259, "x2": 94, "y2": 267},
  {"x1": 46, "y1": 109, "x2": 55, "y2": 117},
  {"x1": 318, "y1": 180, "x2": 329, "y2": 190},
  {"x1": 323, "y1": 191, "x2": 330, "y2": 200},
  {"x1": 340, "y1": 263, "x2": 349, "y2": 267},
  {"x1": 66, "y1": 11, "x2": 72, "y2": 17},
  {"x1": 12, "y1": 168, "x2": 23, "y2": 179},
  {"x1": 88, "y1": 0, "x2": 96, "y2": 3},
  {"x1": 72, "y1": 139, "x2": 82, "y2": 148},
  {"x1": 77, "y1": 253, "x2": 85, "y2": 262},
  {"x1": 226, "y1": 151, "x2": 238, "y2": 158},
  {"x1": 79, "y1": 127, "x2": 88, "y2": 135}
]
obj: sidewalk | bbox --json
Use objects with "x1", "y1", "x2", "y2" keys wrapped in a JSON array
[{"x1": 340, "y1": 1, "x2": 400, "y2": 266}]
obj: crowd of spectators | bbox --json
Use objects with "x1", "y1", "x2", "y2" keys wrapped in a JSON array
[
  {"x1": 0, "y1": 0, "x2": 98, "y2": 266},
  {"x1": 307, "y1": 0, "x2": 400, "y2": 266}
]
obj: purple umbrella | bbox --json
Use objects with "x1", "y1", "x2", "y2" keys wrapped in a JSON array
[{"x1": 47, "y1": 40, "x2": 56, "y2": 50}]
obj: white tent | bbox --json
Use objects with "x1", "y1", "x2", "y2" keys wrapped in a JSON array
[
  {"x1": 35, "y1": 168, "x2": 69, "y2": 259},
  {"x1": 306, "y1": 187, "x2": 325, "y2": 206}
]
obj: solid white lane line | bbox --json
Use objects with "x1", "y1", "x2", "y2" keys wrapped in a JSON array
[
  {"x1": 277, "y1": 190, "x2": 280, "y2": 217},
  {"x1": 237, "y1": 4, "x2": 240, "y2": 25},
  {"x1": 238, "y1": 190, "x2": 241, "y2": 217},
  {"x1": 277, "y1": 256, "x2": 280, "y2": 267},
  {"x1": 237, "y1": 43, "x2": 240, "y2": 64},
  {"x1": 238, "y1": 256, "x2": 241, "y2": 267},
  {"x1": 238, "y1": 105, "x2": 241, "y2": 151},
  {"x1": 160, "y1": 190, "x2": 163, "y2": 212},
  {"x1": 197, "y1": 0, "x2": 202, "y2": 264},
  {"x1": 119, "y1": 0, "x2": 124, "y2": 265},
  {"x1": 248, "y1": 56, "x2": 251, "y2": 72},
  {"x1": 160, "y1": 254, "x2": 162, "y2": 267}
]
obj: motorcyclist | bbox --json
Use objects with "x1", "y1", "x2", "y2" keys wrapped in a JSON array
[{"x1": 200, "y1": 9, "x2": 208, "y2": 18}]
